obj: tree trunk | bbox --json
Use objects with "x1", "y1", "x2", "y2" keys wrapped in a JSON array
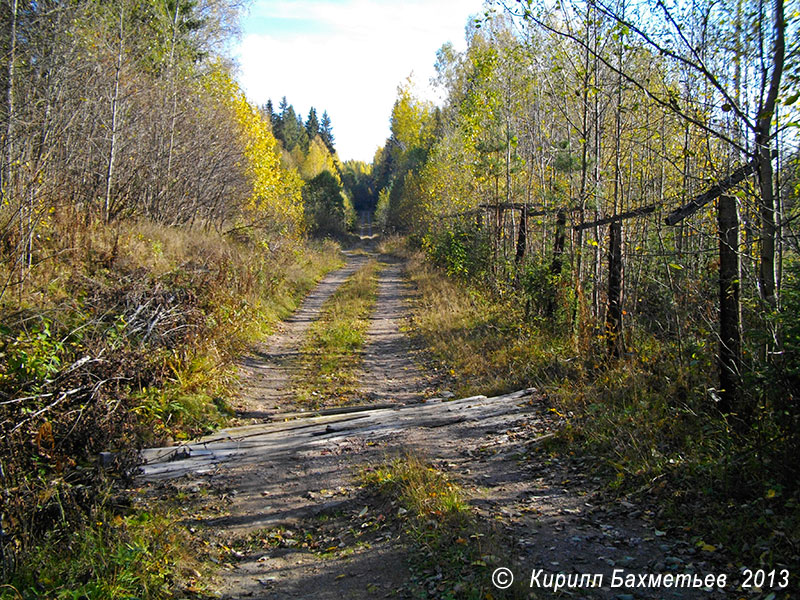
[
  {"x1": 550, "y1": 208, "x2": 566, "y2": 276},
  {"x1": 104, "y1": 6, "x2": 124, "y2": 223},
  {"x1": 165, "y1": 0, "x2": 181, "y2": 190},
  {"x1": 546, "y1": 208, "x2": 567, "y2": 319},
  {"x1": 515, "y1": 204, "x2": 527, "y2": 263},
  {"x1": 755, "y1": 0, "x2": 784, "y2": 314},
  {"x1": 1, "y1": 0, "x2": 17, "y2": 203}
]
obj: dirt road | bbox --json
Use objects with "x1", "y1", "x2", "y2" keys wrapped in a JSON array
[
  {"x1": 139, "y1": 246, "x2": 725, "y2": 600},
  {"x1": 142, "y1": 247, "x2": 444, "y2": 598},
  {"x1": 231, "y1": 252, "x2": 369, "y2": 420}
]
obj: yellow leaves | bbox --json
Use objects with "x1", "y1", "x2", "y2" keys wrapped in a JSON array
[
  {"x1": 234, "y1": 94, "x2": 304, "y2": 234},
  {"x1": 696, "y1": 540, "x2": 717, "y2": 552},
  {"x1": 300, "y1": 136, "x2": 339, "y2": 181},
  {"x1": 391, "y1": 79, "x2": 435, "y2": 152},
  {"x1": 206, "y1": 66, "x2": 304, "y2": 237},
  {"x1": 35, "y1": 421, "x2": 55, "y2": 454}
]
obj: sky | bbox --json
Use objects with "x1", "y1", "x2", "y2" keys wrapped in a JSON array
[{"x1": 234, "y1": 0, "x2": 487, "y2": 163}]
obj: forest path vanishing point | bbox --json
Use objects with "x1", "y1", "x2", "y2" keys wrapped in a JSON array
[{"x1": 136, "y1": 242, "x2": 727, "y2": 600}]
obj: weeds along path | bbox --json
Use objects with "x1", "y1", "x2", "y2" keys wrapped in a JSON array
[
  {"x1": 137, "y1": 246, "x2": 438, "y2": 598},
  {"x1": 136, "y1": 247, "x2": 729, "y2": 600},
  {"x1": 231, "y1": 251, "x2": 368, "y2": 421}
]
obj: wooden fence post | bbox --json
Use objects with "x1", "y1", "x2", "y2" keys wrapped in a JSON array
[
  {"x1": 570, "y1": 206, "x2": 653, "y2": 351},
  {"x1": 550, "y1": 208, "x2": 567, "y2": 276},
  {"x1": 718, "y1": 194, "x2": 741, "y2": 413},
  {"x1": 605, "y1": 220, "x2": 624, "y2": 357},
  {"x1": 515, "y1": 204, "x2": 527, "y2": 263}
]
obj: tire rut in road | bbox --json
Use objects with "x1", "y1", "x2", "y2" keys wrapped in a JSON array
[
  {"x1": 140, "y1": 249, "x2": 722, "y2": 600},
  {"x1": 357, "y1": 255, "x2": 430, "y2": 405},
  {"x1": 140, "y1": 249, "x2": 448, "y2": 599}
]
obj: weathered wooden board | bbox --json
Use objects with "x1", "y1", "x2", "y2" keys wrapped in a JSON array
[{"x1": 139, "y1": 389, "x2": 536, "y2": 481}]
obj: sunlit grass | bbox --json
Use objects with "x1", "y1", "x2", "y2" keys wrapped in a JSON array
[
  {"x1": 404, "y1": 241, "x2": 800, "y2": 575},
  {"x1": 360, "y1": 454, "x2": 522, "y2": 599},
  {"x1": 0, "y1": 216, "x2": 344, "y2": 593},
  {"x1": 294, "y1": 259, "x2": 381, "y2": 408},
  {"x1": 1, "y1": 502, "x2": 218, "y2": 600},
  {"x1": 361, "y1": 454, "x2": 470, "y2": 520},
  {"x1": 404, "y1": 250, "x2": 575, "y2": 397}
]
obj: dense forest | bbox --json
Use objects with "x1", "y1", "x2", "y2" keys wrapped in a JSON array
[
  {"x1": 1, "y1": 0, "x2": 799, "y2": 596},
  {"x1": 0, "y1": 0, "x2": 359, "y2": 590},
  {"x1": 365, "y1": 0, "x2": 800, "y2": 584},
  {"x1": 372, "y1": 0, "x2": 799, "y2": 439}
]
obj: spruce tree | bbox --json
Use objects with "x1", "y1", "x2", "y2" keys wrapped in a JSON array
[
  {"x1": 306, "y1": 107, "x2": 320, "y2": 140},
  {"x1": 272, "y1": 96, "x2": 289, "y2": 144},
  {"x1": 320, "y1": 111, "x2": 335, "y2": 153},
  {"x1": 281, "y1": 103, "x2": 303, "y2": 151},
  {"x1": 297, "y1": 112, "x2": 310, "y2": 152},
  {"x1": 261, "y1": 100, "x2": 274, "y2": 125}
]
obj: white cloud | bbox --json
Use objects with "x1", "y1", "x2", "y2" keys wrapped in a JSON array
[{"x1": 234, "y1": 0, "x2": 485, "y2": 162}]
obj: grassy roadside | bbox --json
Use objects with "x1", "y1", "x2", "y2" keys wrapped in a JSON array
[
  {"x1": 0, "y1": 219, "x2": 343, "y2": 598},
  {"x1": 1, "y1": 501, "x2": 219, "y2": 599},
  {"x1": 293, "y1": 258, "x2": 381, "y2": 408},
  {"x1": 400, "y1": 243, "x2": 799, "y2": 579},
  {"x1": 360, "y1": 454, "x2": 521, "y2": 600},
  {"x1": 404, "y1": 247, "x2": 568, "y2": 398}
]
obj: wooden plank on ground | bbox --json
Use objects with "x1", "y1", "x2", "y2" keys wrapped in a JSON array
[{"x1": 138, "y1": 389, "x2": 537, "y2": 481}]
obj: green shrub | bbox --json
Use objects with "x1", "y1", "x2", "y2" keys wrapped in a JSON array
[{"x1": 421, "y1": 224, "x2": 490, "y2": 281}]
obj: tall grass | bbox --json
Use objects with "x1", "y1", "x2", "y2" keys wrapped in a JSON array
[
  {"x1": 1, "y1": 502, "x2": 216, "y2": 600},
  {"x1": 0, "y1": 214, "x2": 342, "y2": 594},
  {"x1": 405, "y1": 251, "x2": 575, "y2": 397},
  {"x1": 403, "y1": 245, "x2": 799, "y2": 575}
]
